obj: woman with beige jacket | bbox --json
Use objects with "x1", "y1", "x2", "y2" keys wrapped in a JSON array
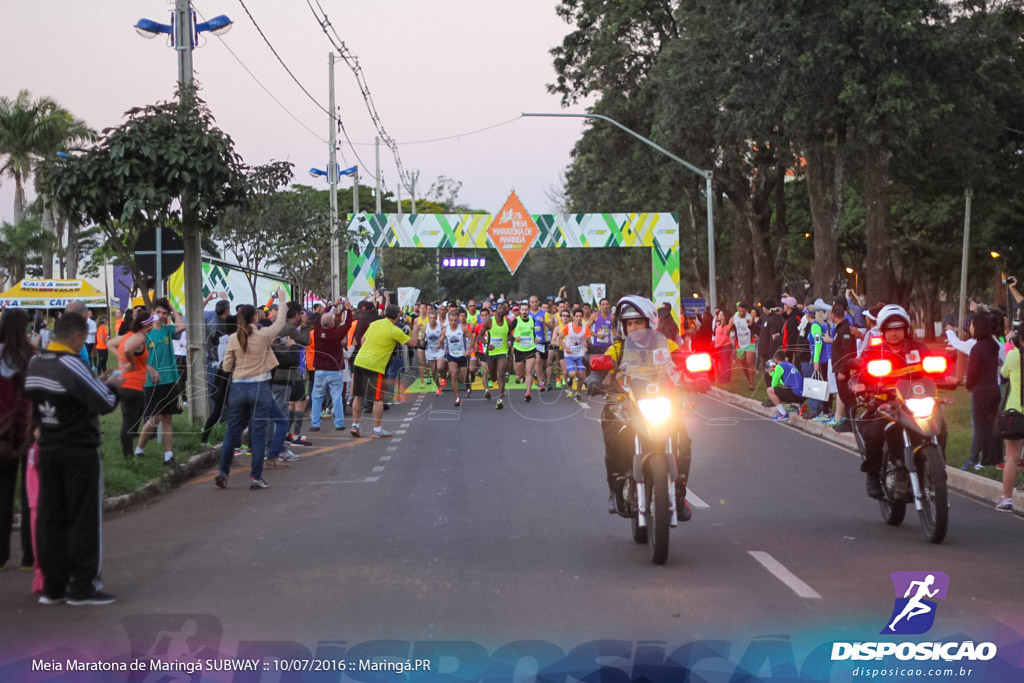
[{"x1": 214, "y1": 289, "x2": 290, "y2": 490}]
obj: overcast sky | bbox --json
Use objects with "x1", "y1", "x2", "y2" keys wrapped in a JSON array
[{"x1": 0, "y1": 0, "x2": 590, "y2": 225}]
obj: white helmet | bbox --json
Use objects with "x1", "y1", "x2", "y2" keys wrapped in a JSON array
[
  {"x1": 876, "y1": 304, "x2": 911, "y2": 331},
  {"x1": 614, "y1": 295, "x2": 658, "y2": 331}
]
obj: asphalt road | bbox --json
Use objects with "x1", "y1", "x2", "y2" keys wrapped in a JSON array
[{"x1": 2, "y1": 385, "x2": 1022, "y2": 670}]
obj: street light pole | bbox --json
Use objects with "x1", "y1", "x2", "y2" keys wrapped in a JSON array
[
  {"x1": 328, "y1": 53, "x2": 340, "y2": 300},
  {"x1": 956, "y1": 189, "x2": 973, "y2": 383},
  {"x1": 175, "y1": 0, "x2": 208, "y2": 425},
  {"x1": 522, "y1": 112, "x2": 716, "y2": 307}
]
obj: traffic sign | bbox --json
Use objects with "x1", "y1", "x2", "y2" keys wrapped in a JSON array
[{"x1": 135, "y1": 227, "x2": 185, "y2": 297}]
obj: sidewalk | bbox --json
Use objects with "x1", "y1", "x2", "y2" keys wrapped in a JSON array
[{"x1": 708, "y1": 387, "x2": 1024, "y2": 512}]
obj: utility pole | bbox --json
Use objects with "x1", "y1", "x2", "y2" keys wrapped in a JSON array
[
  {"x1": 353, "y1": 171, "x2": 359, "y2": 218},
  {"x1": 956, "y1": 188, "x2": 972, "y2": 383},
  {"x1": 375, "y1": 137, "x2": 382, "y2": 213},
  {"x1": 328, "y1": 53, "x2": 340, "y2": 300},
  {"x1": 410, "y1": 172, "x2": 418, "y2": 214},
  {"x1": 175, "y1": 0, "x2": 209, "y2": 424},
  {"x1": 397, "y1": 181, "x2": 403, "y2": 218}
]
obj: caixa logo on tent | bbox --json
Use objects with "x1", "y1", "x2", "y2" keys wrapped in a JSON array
[{"x1": 831, "y1": 572, "x2": 998, "y2": 663}]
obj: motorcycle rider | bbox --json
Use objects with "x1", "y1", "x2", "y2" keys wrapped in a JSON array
[
  {"x1": 596, "y1": 295, "x2": 693, "y2": 522},
  {"x1": 855, "y1": 304, "x2": 947, "y2": 500}
]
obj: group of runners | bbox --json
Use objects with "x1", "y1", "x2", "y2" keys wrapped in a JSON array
[{"x1": 408, "y1": 295, "x2": 618, "y2": 409}]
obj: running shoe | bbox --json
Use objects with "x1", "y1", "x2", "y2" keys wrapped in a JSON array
[
  {"x1": 321, "y1": 410, "x2": 332, "y2": 418},
  {"x1": 466, "y1": 387, "x2": 472, "y2": 396},
  {"x1": 264, "y1": 458, "x2": 291, "y2": 469},
  {"x1": 440, "y1": 379, "x2": 447, "y2": 388},
  {"x1": 485, "y1": 389, "x2": 491, "y2": 400},
  {"x1": 371, "y1": 429, "x2": 393, "y2": 438},
  {"x1": 770, "y1": 413, "x2": 789, "y2": 421},
  {"x1": 812, "y1": 413, "x2": 832, "y2": 423},
  {"x1": 350, "y1": 426, "x2": 362, "y2": 438},
  {"x1": 309, "y1": 426, "x2": 321, "y2": 432},
  {"x1": 821, "y1": 418, "x2": 840, "y2": 427},
  {"x1": 68, "y1": 591, "x2": 116, "y2": 606},
  {"x1": 959, "y1": 459, "x2": 978, "y2": 471},
  {"x1": 524, "y1": 391, "x2": 532, "y2": 402},
  {"x1": 435, "y1": 388, "x2": 442, "y2": 397},
  {"x1": 280, "y1": 451, "x2": 300, "y2": 462},
  {"x1": 832, "y1": 420, "x2": 853, "y2": 433},
  {"x1": 454, "y1": 397, "x2": 461, "y2": 407},
  {"x1": 566, "y1": 390, "x2": 574, "y2": 399},
  {"x1": 574, "y1": 393, "x2": 583, "y2": 404},
  {"x1": 250, "y1": 477, "x2": 269, "y2": 490},
  {"x1": 995, "y1": 498, "x2": 1014, "y2": 512},
  {"x1": 290, "y1": 435, "x2": 313, "y2": 447},
  {"x1": 38, "y1": 594, "x2": 67, "y2": 605},
  {"x1": 996, "y1": 459, "x2": 1024, "y2": 470},
  {"x1": 214, "y1": 472, "x2": 227, "y2": 489},
  {"x1": 496, "y1": 397, "x2": 504, "y2": 410}
]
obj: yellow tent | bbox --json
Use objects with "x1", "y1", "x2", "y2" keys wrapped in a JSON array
[{"x1": 0, "y1": 279, "x2": 110, "y2": 309}]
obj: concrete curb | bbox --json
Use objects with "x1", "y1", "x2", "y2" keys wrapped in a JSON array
[
  {"x1": 103, "y1": 446, "x2": 219, "y2": 514},
  {"x1": 707, "y1": 387, "x2": 1024, "y2": 511}
]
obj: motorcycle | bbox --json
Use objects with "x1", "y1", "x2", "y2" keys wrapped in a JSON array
[
  {"x1": 586, "y1": 329, "x2": 711, "y2": 564},
  {"x1": 851, "y1": 355, "x2": 951, "y2": 544}
]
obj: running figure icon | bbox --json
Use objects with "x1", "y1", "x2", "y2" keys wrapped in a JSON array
[{"x1": 888, "y1": 574, "x2": 940, "y2": 632}]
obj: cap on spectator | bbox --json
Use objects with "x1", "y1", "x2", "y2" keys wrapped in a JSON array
[
  {"x1": 521, "y1": 299, "x2": 529, "y2": 305},
  {"x1": 763, "y1": 297, "x2": 777, "y2": 310},
  {"x1": 496, "y1": 297, "x2": 505, "y2": 304},
  {"x1": 313, "y1": 302, "x2": 323, "y2": 309},
  {"x1": 511, "y1": 305, "x2": 521, "y2": 312},
  {"x1": 357, "y1": 300, "x2": 375, "y2": 311},
  {"x1": 268, "y1": 303, "x2": 279, "y2": 311},
  {"x1": 782, "y1": 296, "x2": 798, "y2": 308},
  {"x1": 140, "y1": 313, "x2": 159, "y2": 326},
  {"x1": 554, "y1": 296, "x2": 564, "y2": 303},
  {"x1": 813, "y1": 297, "x2": 832, "y2": 313},
  {"x1": 803, "y1": 307, "x2": 813, "y2": 315},
  {"x1": 865, "y1": 307, "x2": 879, "y2": 321}
]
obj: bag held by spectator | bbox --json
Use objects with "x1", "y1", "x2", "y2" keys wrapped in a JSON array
[
  {"x1": 995, "y1": 348, "x2": 1024, "y2": 439},
  {"x1": 802, "y1": 370, "x2": 829, "y2": 402}
]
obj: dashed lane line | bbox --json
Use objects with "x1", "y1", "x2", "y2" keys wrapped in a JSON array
[{"x1": 748, "y1": 551, "x2": 821, "y2": 599}]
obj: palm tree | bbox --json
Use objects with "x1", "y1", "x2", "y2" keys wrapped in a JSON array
[{"x1": 0, "y1": 89, "x2": 95, "y2": 275}]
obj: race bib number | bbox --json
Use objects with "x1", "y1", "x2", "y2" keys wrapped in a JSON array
[
  {"x1": 449, "y1": 338, "x2": 465, "y2": 356},
  {"x1": 597, "y1": 329, "x2": 610, "y2": 343},
  {"x1": 489, "y1": 336, "x2": 505, "y2": 350},
  {"x1": 518, "y1": 335, "x2": 532, "y2": 346},
  {"x1": 569, "y1": 345, "x2": 583, "y2": 357}
]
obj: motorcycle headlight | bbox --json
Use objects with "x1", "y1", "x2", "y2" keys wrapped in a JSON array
[
  {"x1": 638, "y1": 396, "x2": 672, "y2": 424},
  {"x1": 905, "y1": 397, "x2": 936, "y2": 418}
]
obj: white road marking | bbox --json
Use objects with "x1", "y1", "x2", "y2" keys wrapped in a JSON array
[
  {"x1": 372, "y1": 466, "x2": 385, "y2": 473},
  {"x1": 395, "y1": 430, "x2": 407, "y2": 434},
  {"x1": 380, "y1": 456, "x2": 391, "y2": 461},
  {"x1": 392, "y1": 438, "x2": 403, "y2": 443},
  {"x1": 748, "y1": 551, "x2": 821, "y2": 599},
  {"x1": 686, "y1": 490, "x2": 709, "y2": 509},
  {"x1": 366, "y1": 476, "x2": 379, "y2": 482},
  {"x1": 386, "y1": 446, "x2": 397, "y2": 452}
]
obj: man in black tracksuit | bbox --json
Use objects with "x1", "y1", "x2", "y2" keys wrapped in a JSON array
[{"x1": 24, "y1": 312, "x2": 121, "y2": 606}]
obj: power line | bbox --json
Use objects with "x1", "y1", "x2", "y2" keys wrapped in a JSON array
[
  {"x1": 304, "y1": 0, "x2": 415, "y2": 194},
  {"x1": 192, "y1": 3, "x2": 328, "y2": 144},
  {"x1": 236, "y1": 0, "x2": 330, "y2": 116},
  {"x1": 345, "y1": 116, "x2": 523, "y2": 146}
]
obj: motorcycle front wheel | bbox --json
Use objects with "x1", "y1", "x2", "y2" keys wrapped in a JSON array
[
  {"x1": 916, "y1": 445, "x2": 949, "y2": 544},
  {"x1": 646, "y1": 455, "x2": 671, "y2": 565}
]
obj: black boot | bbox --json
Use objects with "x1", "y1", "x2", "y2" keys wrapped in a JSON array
[{"x1": 866, "y1": 473, "x2": 884, "y2": 500}]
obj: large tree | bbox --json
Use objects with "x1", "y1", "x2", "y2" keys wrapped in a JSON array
[
  {"x1": 0, "y1": 89, "x2": 95, "y2": 276},
  {"x1": 47, "y1": 83, "x2": 248, "y2": 307}
]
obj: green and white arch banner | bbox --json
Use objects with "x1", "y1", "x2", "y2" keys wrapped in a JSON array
[{"x1": 347, "y1": 209, "x2": 680, "y2": 313}]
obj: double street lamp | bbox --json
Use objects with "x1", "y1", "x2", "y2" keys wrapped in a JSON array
[{"x1": 134, "y1": 1, "x2": 234, "y2": 425}]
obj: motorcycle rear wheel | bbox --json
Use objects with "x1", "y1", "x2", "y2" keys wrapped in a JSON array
[
  {"x1": 647, "y1": 456, "x2": 671, "y2": 565},
  {"x1": 916, "y1": 445, "x2": 949, "y2": 544}
]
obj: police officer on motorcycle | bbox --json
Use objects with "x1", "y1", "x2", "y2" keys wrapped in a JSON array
[
  {"x1": 856, "y1": 304, "x2": 947, "y2": 499},
  {"x1": 596, "y1": 295, "x2": 693, "y2": 522}
]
